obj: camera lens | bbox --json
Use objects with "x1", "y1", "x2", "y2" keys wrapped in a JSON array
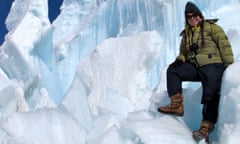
[{"x1": 190, "y1": 43, "x2": 198, "y2": 51}]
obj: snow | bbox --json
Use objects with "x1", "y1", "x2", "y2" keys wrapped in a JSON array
[{"x1": 0, "y1": 0, "x2": 240, "y2": 144}]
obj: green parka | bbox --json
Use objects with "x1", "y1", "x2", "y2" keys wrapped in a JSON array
[{"x1": 176, "y1": 19, "x2": 233, "y2": 67}]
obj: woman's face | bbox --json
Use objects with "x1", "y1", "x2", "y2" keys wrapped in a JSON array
[{"x1": 186, "y1": 13, "x2": 202, "y2": 27}]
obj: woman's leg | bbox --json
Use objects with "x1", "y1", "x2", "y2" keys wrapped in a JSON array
[
  {"x1": 199, "y1": 63, "x2": 225, "y2": 123},
  {"x1": 167, "y1": 62, "x2": 199, "y2": 96}
]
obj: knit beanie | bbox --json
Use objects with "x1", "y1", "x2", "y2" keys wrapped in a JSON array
[{"x1": 185, "y1": 2, "x2": 202, "y2": 18}]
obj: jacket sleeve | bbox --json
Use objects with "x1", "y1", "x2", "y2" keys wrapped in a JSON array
[
  {"x1": 210, "y1": 24, "x2": 234, "y2": 67},
  {"x1": 176, "y1": 37, "x2": 186, "y2": 62}
]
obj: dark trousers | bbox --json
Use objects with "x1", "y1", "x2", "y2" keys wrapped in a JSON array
[{"x1": 167, "y1": 62, "x2": 225, "y2": 124}]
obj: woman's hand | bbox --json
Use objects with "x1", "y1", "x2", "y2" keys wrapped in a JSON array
[{"x1": 169, "y1": 60, "x2": 183, "y2": 68}]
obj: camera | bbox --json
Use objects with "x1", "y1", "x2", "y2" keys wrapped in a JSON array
[{"x1": 189, "y1": 43, "x2": 199, "y2": 52}]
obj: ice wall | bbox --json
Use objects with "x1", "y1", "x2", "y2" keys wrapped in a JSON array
[
  {"x1": 0, "y1": 0, "x2": 239, "y2": 118},
  {"x1": 0, "y1": 0, "x2": 240, "y2": 143},
  {"x1": 52, "y1": 0, "x2": 173, "y2": 93}
]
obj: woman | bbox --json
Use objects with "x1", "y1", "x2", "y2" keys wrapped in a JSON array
[{"x1": 157, "y1": 1, "x2": 233, "y2": 143}]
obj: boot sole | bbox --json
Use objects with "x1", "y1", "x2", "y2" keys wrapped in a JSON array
[
  {"x1": 192, "y1": 131, "x2": 209, "y2": 143},
  {"x1": 157, "y1": 109, "x2": 184, "y2": 116}
]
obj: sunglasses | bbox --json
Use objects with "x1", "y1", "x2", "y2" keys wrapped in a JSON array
[{"x1": 186, "y1": 13, "x2": 199, "y2": 19}]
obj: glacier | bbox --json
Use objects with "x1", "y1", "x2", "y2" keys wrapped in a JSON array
[{"x1": 0, "y1": 0, "x2": 240, "y2": 143}]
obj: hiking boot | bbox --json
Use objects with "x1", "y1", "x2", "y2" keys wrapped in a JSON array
[
  {"x1": 192, "y1": 120, "x2": 214, "y2": 143},
  {"x1": 157, "y1": 93, "x2": 184, "y2": 116}
]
